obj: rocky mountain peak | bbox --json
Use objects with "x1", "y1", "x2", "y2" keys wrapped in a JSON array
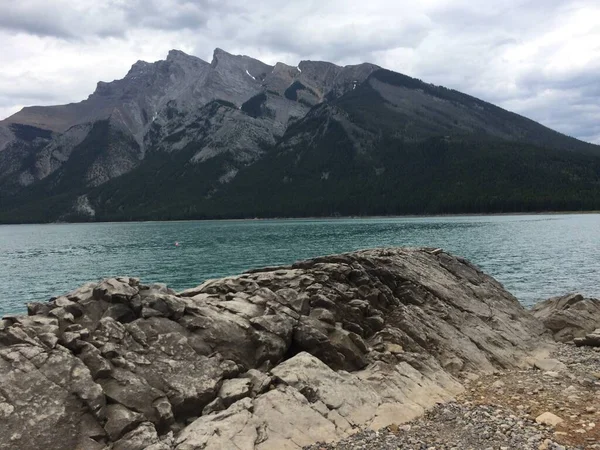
[
  {"x1": 122, "y1": 51, "x2": 207, "y2": 84},
  {"x1": 297, "y1": 60, "x2": 341, "y2": 79},
  {"x1": 211, "y1": 48, "x2": 273, "y2": 78},
  {"x1": 211, "y1": 47, "x2": 235, "y2": 67},
  {"x1": 164, "y1": 50, "x2": 210, "y2": 74},
  {"x1": 92, "y1": 80, "x2": 113, "y2": 97},
  {"x1": 272, "y1": 61, "x2": 299, "y2": 74},
  {"x1": 166, "y1": 49, "x2": 192, "y2": 61},
  {"x1": 298, "y1": 59, "x2": 340, "y2": 70},
  {"x1": 126, "y1": 60, "x2": 153, "y2": 77}
]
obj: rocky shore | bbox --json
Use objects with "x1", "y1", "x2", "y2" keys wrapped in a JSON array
[
  {"x1": 306, "y1": 342, "x2": 600, "y2": 450},
  {"x1": 1, "y1": 248, "x2": 599, "y2": 449}
]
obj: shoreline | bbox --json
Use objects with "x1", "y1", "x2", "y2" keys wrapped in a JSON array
[
  {"x1": 1, "y1": 248, "x2": 599, "y2": 449},
  {"x1": 1, "y1": 210, "x2": 600, "y2": 226},
  {"x1": 306, "y1": 342, "x2": 600, "y2": 450}
]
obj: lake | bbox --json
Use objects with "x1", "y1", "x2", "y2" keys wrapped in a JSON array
[{"x1": 1, "y1": 214, "x2": 599, "y2": 316}]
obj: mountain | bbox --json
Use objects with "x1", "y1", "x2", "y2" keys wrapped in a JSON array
[{"x1": 1, "y1": 49, "x2": 599, "y2": 223}]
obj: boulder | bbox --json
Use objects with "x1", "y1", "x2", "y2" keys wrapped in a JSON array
[
  {"x1": 100, "y1": 368, "x2": 166, "y2": 423},
  {"x1": 176, "y1": 389, "x2": 343, "y2": 450},
  {"x1": 79, "y1": 342, "x2": 113, "y2": 378},
  {"x1": 26, "y1": 302, "x2": 52, "y2": 316},
  {"x1": 0, "y1": 342, "x2": 105, "y2": 450},
  {"x1": 142, "y1": 283, "x2": 177, "y2": 296},
  {"x1": 93, "y1": 278, "x2": 138, "y2": 303},
  {"x1": 531, "y1": 293, "x2": 600, "y2": 342},
  {"x1": 574, "y1": 328, "x2": 600, "y2": 347},
  {"x1": 535, "y1": 412, "x2": 564, "y2": 427},
  {"x1": 104, "y1": 303, "x2": 137, "y2": 323},
  {"x1": 66, "y1": 282, "x2": 97, "y2": 303},
  {"x1": 112, "y1": 421, "x2": 164, "y2": 450},
  {"x1": 218, "y1": 378, "x2": 252, "y2": 407},
  {"x1": 201, "y1": 397, "x2": 225, "y2": 416},
  {"x1": 243, "y1": 369, "x2": 272, "y2": 396},
  {"x1": 533, "y1": 358, "x2": 568, "y2": 372},
  {"x1": 175, "y1": 398, "x2": 262, "y2": 449},
  {"x1": 105, "y1": 404, "x2": 145, "y2": 441}
]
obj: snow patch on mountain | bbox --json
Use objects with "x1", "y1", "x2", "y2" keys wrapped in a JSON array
[
  {"x1": 74, "y1": 195, "x2": 96, "y2": 218},
  {"x1": 219, "y1": 167, "x2": 239, "y2": 183}
]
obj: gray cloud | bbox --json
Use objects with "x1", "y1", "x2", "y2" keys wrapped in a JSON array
[
  {"x1": 119, "y1": 0, "x2": 216, "y2": 32},
  {"x1": 0, "y1": 1, "x2": 126, "y2": 38},
  {"x1": 0, "y1": 0, "x2": 231, "y2": 39},
  {"x1": 0, "y1": 0, "x2": 599, "y2": 144}
]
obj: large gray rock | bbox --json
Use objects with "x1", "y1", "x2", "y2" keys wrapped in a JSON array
[
  {"x1": 112, "y1": 421, "x2": 165, "y2": 450},
  {"x1": 105, "y1": 404, "x2": 145, "y2": 441},
  {"x1": 0, "y1": 342, "x2": 105, "y2": 450},
  {"x1": 574, "y1": 328, "x2": 600, "y2": 347},
  {"x1": 271, "y1": 351, "x2": 461, "y2": 429},
  {"x1": 531, "y1": 293, "x2": 600, "y2": 342},
  {"x1": 218, "y1": 378, "x2": 252, "y2": 407},
  {"x1": 0, "y1": 248, "x2": 550, "y2": 449},
  {"x1": 533, "y1": 358, "x2": 567, "y2": 372},
  {"x1": 176, "y1": 351, "x2": 463, "y2": 449},
  {"x1": 175, "y1": 388, "x2": 344, "y2": 450}
]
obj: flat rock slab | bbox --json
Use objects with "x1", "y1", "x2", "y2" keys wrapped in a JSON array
[
  {"x1": 534, "y1": 358, "x2": 568, "y2": 372},
  {"x1": 218, "y1": 378, "x2": 252, "y2": 406},
  {"x1": 574, "y1": 329, "x2": 600, "y2": 347},
  {"x1": 535, "y1": 412, "x2": 564, "y2": 427}
]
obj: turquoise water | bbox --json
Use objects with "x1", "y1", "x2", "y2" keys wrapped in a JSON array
[{"x1": 1, "y1": 214, "x2": 599, "y2": 316}]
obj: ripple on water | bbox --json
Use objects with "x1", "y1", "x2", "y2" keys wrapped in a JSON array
[{"x1": 1, "y1": 214, "x2": 600, "y2": 316}]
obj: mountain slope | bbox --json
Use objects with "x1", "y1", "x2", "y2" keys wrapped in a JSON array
[
  {"x1": 0, "y1": 49, "x2": 377, "y2": 202},
  {"x1": 341, "y1": 70, "x2": 600, "y2": 154},
  {"x1": 0, "y1": 50, "x2": 599, "y2": 223}
]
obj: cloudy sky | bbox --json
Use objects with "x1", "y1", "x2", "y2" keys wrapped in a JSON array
[{"x1": 1, "y1": 0, "x2": 599, "y2": 143}]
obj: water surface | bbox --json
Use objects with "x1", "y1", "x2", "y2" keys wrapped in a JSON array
[{"x1": 1, "y1": 214, "x2": 599, "y2": 316}]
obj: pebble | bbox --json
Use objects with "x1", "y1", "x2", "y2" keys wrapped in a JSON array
[
  {"x1": 304, "y1": 342, "x2": 600, "y2": 450},
  {"x1": 305, "y1": 403, "x2": 574, "y2": 450}
]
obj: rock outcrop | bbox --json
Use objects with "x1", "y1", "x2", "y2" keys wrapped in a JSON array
[
  {"x1": 574, "y1": 328, "x2": 600, "y2": 347},
  {"x1": 531, "y1": 293, "x2": 600, "y2": 342},
  {"x1": 0, "y1": 248, "x2": 549, "y2": 449}
]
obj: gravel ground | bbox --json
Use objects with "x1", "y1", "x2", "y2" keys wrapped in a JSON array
[{"x1": 305, "y1": 344, "x2": 600, "y2": 450}]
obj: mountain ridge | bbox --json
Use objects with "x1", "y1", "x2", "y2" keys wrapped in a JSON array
[{"x1": 1, "y1": 48, "x2": 599, "y2": 223}]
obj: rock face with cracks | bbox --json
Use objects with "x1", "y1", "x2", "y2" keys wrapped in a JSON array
[
  {"x1": 0, "y1": 248, "x2": 549, "y2": 449},
  {"x1": 531, "y1": 293, "x2": 600, "y2": 342},
  {"x1": 574, "y1": 328, "x2": 600, "y2": 347}
]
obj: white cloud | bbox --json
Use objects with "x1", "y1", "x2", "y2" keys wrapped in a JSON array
[{"x1": 1, "y1": 0, "x2": 599, "y2": 143}]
